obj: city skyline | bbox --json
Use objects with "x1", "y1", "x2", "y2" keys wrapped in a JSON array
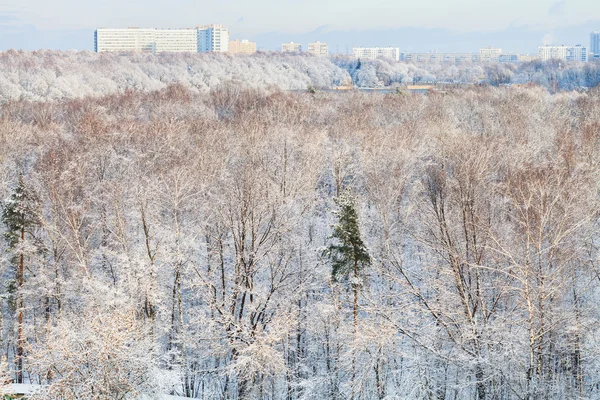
[
  {"x1": 0, "y1": 0, "x2": 599, "y2": 53},
  {"x1": 91, "y1": 24, "x2": 599, "y2": 64},
  {"x1": 91, "y1": 25, "x2": 598, "y2": 66}
]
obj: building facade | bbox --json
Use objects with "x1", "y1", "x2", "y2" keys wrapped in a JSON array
[
  {"x1": 228, "y1": 39, "x2": 257, "y2": 54},
  {"x1": 402, "y1": 51, "x2": 534, "y2": 64},
  {"x1": 403, "y1": 52, "x2": 480, "y2": 63},
  {"x1": 154, "y1": 29, "x2": 198, "y2": 53},
  {"x1": 538, "y1": 45, "x2": 587, "y2": 62},
  {"x1": 591, "y1": 31, "x2": 600, "y2": 60},
  {"x1": 95, "y1": 26, "x2": 229, "y2": 53},
  {"x1": 307, "y1": 41, "x2": 328, "y2": 56},
  {"x1": 282, "y1": 42, "x2": 302, "y2": 52},
  {"x1": 479, "y1": 47, "x2": 502, "y2": 62},
  {"x1": 197, "y1": 24, "x2": 229, "y2": 52},
  {"x1": 352, "y1": 47, "x2": 400, "y2": 61},
  {"x1": 95, "y1": 28, "x2": 196, "y2": 53},
  {"x1": 517, "y1": 54, "x2": 539, "y2": 63},
  {"x1": 498, "y1": 54, "x2": 519, "y2": 63}
]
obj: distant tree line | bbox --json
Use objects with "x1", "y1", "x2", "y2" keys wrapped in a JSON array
[{"x1": 0, "y1": 51, "x2": 599, "y2": 103}]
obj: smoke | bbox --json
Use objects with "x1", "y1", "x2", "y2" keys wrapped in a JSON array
[{"x1": 542, "y1": 32, "x2": 555, "y2": 45}]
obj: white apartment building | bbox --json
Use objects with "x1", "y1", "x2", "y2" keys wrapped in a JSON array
[
  {"x1": 95, "y1": 26, "x2": 228, "y2": 53},
  {"x1": 538, "y1": 45, "x2": 587, "y2": 62},
  {"x1": 229, "y1": 39, "x2": 257, "y2": 54},
  {"x1": 307, "y1": 41, "x2": 328, "y2": 56},
  {"x1": 282, "y1": 42, "x2": 302, "y2": 52},
  {"x1": 517, "y1": 54, "x2": 539, "y2": 63},
  {"x1": 352, "y1": 47, "x2": 400, "y2": 61},
  {"x1": 403, "y1": 52, "x2": 480, "y2": 63},
  {"x1": 197, "y1": 24, "x2": 229, "y2": 53},
  {"x1": 95, "y1": 28, "x2": 157, "y2": 53},
  {"x1": 591, "y1": 31, "x2": 600, "y2": 60},
  {"x1": 154, "y1": 29, "x2": 198, "y2": 52},
  {"x1": 479, "y1": 47, "x2": 502, "y2": 61}
]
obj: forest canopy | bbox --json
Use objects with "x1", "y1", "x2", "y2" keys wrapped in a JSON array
[{"x1": 1, "y1": 69, "x2": 600, "y2": 399}]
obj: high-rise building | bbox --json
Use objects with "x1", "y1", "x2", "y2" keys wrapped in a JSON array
[
  {"x1": 229, "y1": 39, "x2": 257, "y2": 54},
  {"x1": 352, "y1": 47, "x2": 400, "y2": 61},
  {"x1": 154, "y1": 29, "x2": 199, "y2": 53},
  {"x1": 591, "y1": 31, "x2": 600, "y2": 60},
  {"x1": 538, "y1": 45, "x2": 587, "y2": 62},
  {"x1": 95, "y1": 25, "x2": 229, "y2": 53},
  {"x1": 197, "y1": 24, "x2": 229, "y2": 52},
  {"x1": 282, "y1": 42, "x2": 302, "y2": 52},
  {"x1": 307, "y1": 41, "x2": 328, "y2": 57},
  {"x1": 95, "y1": 28, "x2": 198, "y2": 53}
]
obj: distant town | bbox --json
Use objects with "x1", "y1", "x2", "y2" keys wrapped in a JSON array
[{"x1": 94, "y1": 25, "x2": 600, "y2": 63}]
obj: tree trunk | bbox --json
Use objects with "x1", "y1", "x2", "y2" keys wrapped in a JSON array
[{"x1": 16, "y1": 224, "x2": 25, "y2": 384}]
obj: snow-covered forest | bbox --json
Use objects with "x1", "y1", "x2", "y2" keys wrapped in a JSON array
[
  {"x1": 2, "y1": 57, "x2": 600, "y2": 399},
  {"x1": 1, "y1": 51, "x2": 600, "y2": 103}
]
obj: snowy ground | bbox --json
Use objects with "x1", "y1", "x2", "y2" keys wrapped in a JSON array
[{"x1": 3, "y1": 384, "x2": 193, "y2": 399}]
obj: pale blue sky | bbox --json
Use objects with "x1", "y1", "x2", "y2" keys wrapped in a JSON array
[{"x1": 0, "y1": 0, "x2": 598, "y2": 52}]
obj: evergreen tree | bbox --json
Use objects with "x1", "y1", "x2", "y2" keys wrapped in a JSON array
[
  {"x1": 1, "y1": 176, "x2": 40, "y2": 384},
  {"x1": 324, "y1": 191, "x2": 370, "y2": 322},
  {"x1": 324, "y1": 191, "x2": 371, "y2": 399}
]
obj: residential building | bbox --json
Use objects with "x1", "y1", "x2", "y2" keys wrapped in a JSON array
[
  {"x1": 154, "y1": 29, "x2": 198, "y2": 53},
  {"x1": 352, "y1": 47, "x2": 400, "y2": 61},
  {"x1": 591, "y1": 31, "x2": 600, "y2": 60},
  {"x1": 282, "y1": 42, "x2": 302, "y2": 52},
  {"x1": 479, "y1": 47, "x2": 502, "y2": 61},
  {"x1": 538, "y1": 45, "x2": 587, "y2": 62},
  {"x1": 498, "y1": 54, "x2": 519, "y2": 63},
  {"x1": 229, "y1": 39, "x2": 257, "y2": 54},
  {"x1": 96, "y1": 28, "x2": 197, "y2": 53},
  {"x1": 197, "y1": 24, "x2": 229, "y2": 52},
  {"x1": 403, "y1": 52, "x2": 480, "y2": 63},
  {"x1": 307, "y1": 41, "x2": 328, "y2": 56},
  {"x1": 517, "y1": 54, "x2": 539, "y2": 63},
  {"x1": 94, "y1": 26, "x2": 229, "y2": 53}
]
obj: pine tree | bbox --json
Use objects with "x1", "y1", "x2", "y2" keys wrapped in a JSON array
[
  {"x1": 324, "y1": 191, "x2": 370, "y2": 399},
  {"x1": 1, "y1": 176, "x2": 40, "y2": 384},
  {"x1": 324, "y1": 191, "x2": 370, "y2": 323}
]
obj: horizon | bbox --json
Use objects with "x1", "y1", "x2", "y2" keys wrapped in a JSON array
[{"x1": 0, "y1": 0, "x2": 599, "y2": 54}]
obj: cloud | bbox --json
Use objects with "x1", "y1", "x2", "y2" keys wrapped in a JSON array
[
  {"x1": 548, "y1": 0, "x2": 566, "y2": 16},
  {"x1": 237, "y1": 17, "x2": 245, "y2": 23}
]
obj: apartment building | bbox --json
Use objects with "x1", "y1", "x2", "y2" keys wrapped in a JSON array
[
  {"x1": 95, "y1": 25, "x2": 229, "y2": 53},
  {"x1": 307, "y1": 41, "x2": 328, "y2": 56},
  {"x1": 197, "y1": 24, "x2": 229, "y2": 52},
  {"x1": 591, "y1": 31, "x2": 600, "y2": 60},
  {"x1": 352, "y1": 47, "x2": 400, "y2": 61},
  {"x1": 498, "y1": 54, "x2": 519, "y2": 63},
  {"x1": 282, "y1": 42, "x2": 302, "y2": 52},
  {"x1": 228, "y1": 39, "x2": 257, "y2": 54},
  {"x1": 516, "y1": 54, "x2": 539, "y2": 63},
  {"x1": 479, "y1": 47, "x2": 502, "y2": 61},
  {"x1": 154, "y1": 29, "x2": 198, "y2": 52},
  {"x1": 95, "y1": 28, "x2": 196, "y2": 53},
  {"x1": 538, "y1": 45, "x2": 587, "y2": 62},
  {"x1": 403, "y1": 52, "x2": 480, "y2": 63}
]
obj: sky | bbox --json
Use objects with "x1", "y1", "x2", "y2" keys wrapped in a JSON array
[{"x1": 0, "y1": 0, "x2": 598, "y2": 53}]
